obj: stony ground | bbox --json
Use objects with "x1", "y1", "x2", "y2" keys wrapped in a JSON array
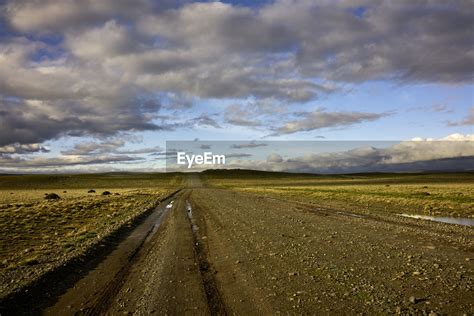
[{"x1": 191, "y1": 188, "x2": 473, "y2": 314}]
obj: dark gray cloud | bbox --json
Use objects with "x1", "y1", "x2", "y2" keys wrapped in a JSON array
[
  {"x1": 0, "y1": 154, "x2": 142, "y2": 169},
  {"x1": 189, "y1": 114, "x2": 221, "y2": 129},
  {"x1": 61, "y1": 139, "x2": 162, "y2": 156},
  {"x1": 118, "y1": 146, "x2": 163, "y2": 155},
  {"x1": 61, "y1": 139, "x2": 125, "y2": 155},
  {"x1": 0, "y1": 143, "x2": 49, "y2": 154},
  {"x1": 4, "y1": 0, "x2": 181, "y2": 32},
  {"x1": 231, "y1": 141, "x2": 268, "y2": 149},
  {"x1": 226, "y1": 153, "x2": 253, "y2": 158},
  {"x1": 0, "y1": 95, "x2": 163, "y2": 147},
  {"x1": 273, "y1": 109, "x2": 389, "y2": 135},
  {"x1": 139, "y1": 1, "x2": 474, "y2": 83}
]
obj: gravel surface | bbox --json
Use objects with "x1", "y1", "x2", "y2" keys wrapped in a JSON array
[{"x1": 191, "y1": 188, "x2": 473, "y2": 314}]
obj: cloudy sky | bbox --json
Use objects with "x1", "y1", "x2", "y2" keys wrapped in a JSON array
[{"x1": 0, "y1": 0, "x2": 472, "y2": 173}]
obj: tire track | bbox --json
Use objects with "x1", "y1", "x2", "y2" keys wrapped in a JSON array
[
  {"x1": 185, "y1": 197, "x2": 227, "y2": 315},
  {"x1": 82, "y1": 201, "x2": 173, "y2": 316}
]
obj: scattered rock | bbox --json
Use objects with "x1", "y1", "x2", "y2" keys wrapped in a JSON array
[
  {"x1": 88, "y1": 189, "x2": 96, "y2": 193},
  {"x1": 23, "y1": 257, "x2": 39, "y2": 266},
  {"x1": 44, "y1": 193, "x2": 61, "y2": 200},
  {"x1": 409, "y1": 296, "x2": 417, "y2": 304},
  {"x1": 102, "y1": 191, "x2": 112, "y2": 196}
]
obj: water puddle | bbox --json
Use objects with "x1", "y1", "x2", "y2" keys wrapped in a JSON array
[
  {"x1": 150, "y1": 200, "x2": 173, "y2": 235},
  {"x1": 336, "y1": 211, "x2": 365, "y2": 218},
  {"x1": 398, "y1": 214, "x2": 474, "y2": 227},
  {"x1": 185, "y1": 200, "x2": 199, "y2": 233}
]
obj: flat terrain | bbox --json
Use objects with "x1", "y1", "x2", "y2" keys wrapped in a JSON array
[{"x1": 0, "y1": 172, "x2": 473, "y2": 314}]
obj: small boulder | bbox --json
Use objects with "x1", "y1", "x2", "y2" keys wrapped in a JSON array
[
  {"x1": 88, "y1": 189, "x2": 96, "y2": 193},
  {"x1": 44, "y1": 193, "x2": 60, "y2": 200},
  {"x1": 102, "y1": 191, "x2": 112, "y2": 196}
]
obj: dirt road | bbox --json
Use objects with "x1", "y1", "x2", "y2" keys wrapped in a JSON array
[{"x1": 3, "y1": 175, "x2": 473, "y2": 315}]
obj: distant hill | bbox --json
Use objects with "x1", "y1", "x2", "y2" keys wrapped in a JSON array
[
  {"x1": 199, "y1": 168, "x2": 474, "y2": 180},
  {"x1": 200, "y1": 168, "x2": 317, "y2": 178}
]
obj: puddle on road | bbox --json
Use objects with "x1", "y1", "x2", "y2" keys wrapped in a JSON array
[
  {"x1": 150, "y1": 200, "x2": 173, "y2": 234},
  {"x1": 336, "y1": 211, "x2": 365, "y2": 218},
  {"x1": 398, "y1": 214, "x2": 474, "y2": 227},
  {"x1": 185, "y1": 200, "x2": 199, "y2": 233}
]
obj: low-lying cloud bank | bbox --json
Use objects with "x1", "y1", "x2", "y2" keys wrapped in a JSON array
[{"x1": 261, "y1": 141, "x2": 474, "y2": 173}]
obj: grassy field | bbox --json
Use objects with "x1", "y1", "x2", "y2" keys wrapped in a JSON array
[
  {"x1": 0, "y1": 173, "x2": 183, "y2": 299},
  {"x1": 202, "y1": 170, "x2": 474, "y2": 218}
]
